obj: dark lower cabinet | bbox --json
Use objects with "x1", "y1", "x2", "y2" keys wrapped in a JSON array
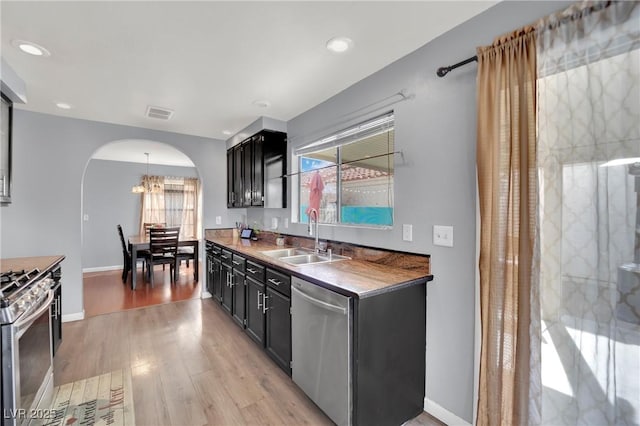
[
  {"x1": 221, "y1": 263, "x2": 233, "y2": 314},
  {"x1": 232, "y1": 270, "x2": 246, "y2": 327},
  {"x1": 206, "y1": 253, "x2": 214, "y2": 295},
  {"x1": 265, "y1": 286, "x2": 291, "y2": 374},
  {"x1": 212, "y1": 258, "x2": 222, "y2": 302},
  {"x1": 50, "y1": 281, "x2": 62, "y2": 357},
  {"x1": 245, "y1": 277, "x2": 265, "y2": 346}
]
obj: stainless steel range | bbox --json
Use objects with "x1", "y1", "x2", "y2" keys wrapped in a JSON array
[{"x1": 1, "y1": 268, "x2": 55, "y2": 426}]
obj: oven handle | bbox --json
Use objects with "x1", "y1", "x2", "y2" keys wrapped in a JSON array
[{"x1": 14, "y1": 291, "x2": 54, "y2": 335}]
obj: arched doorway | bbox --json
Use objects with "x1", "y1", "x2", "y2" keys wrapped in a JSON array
[{"x1": 81, "y1": 139, "x2": 203, "y2": 317}]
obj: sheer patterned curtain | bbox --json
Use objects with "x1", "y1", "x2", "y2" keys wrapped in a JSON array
[
  {"x1": 475, "y1": 26, "x2": 539, "y2": 426},
  {"x1": 139, "y1": 175, "x2": 165, "y2": 235},
  {"x1": 180, "y1": 177, "x2": 199, "y2": 238},
  {"x1": 536, "y1": 2, "x2": 640, "y2": 425}
]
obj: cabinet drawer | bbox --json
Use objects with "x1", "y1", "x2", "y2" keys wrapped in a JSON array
[
  {"x1": 220, "y1": 249, "x2": 232, "y2": 265},
  {"x1": 266, "y1": 268, "x2": 290, "y2": 297},
  {"x1": 232, "y1": 254, "x2": 246, "y2": 272},
  {"x1": 245, "y1": 260, "x2": 265, "y2": 283}
]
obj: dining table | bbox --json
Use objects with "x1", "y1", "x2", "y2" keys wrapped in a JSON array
[{"x1": 127, "y1": 233, "x2": 199, "y2": 290}]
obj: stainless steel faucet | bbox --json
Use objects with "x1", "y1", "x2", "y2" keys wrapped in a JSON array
[{"x1": 308, "y1": 208, "x2": 321, "y2": 253}]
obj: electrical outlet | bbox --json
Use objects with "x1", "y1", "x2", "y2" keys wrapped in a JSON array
[
  {"x1": 284, "y1": 218, "x2": 289, "y2": 228},
  {"x1": 83, "y1": 214, "x2": 89, "y2": 221},
  {"x1": 215, "y1": 216, "x2": 222, "y2": 225},
  {"x1": 402, "y1": 224, "x2": 413, "y2": 241},
  {"x1": 433, "y1": 225, "x2": 454, "y2": 247}
]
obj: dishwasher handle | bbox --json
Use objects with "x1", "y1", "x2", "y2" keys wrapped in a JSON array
[{"x1": 292, "y1": 286, "x2": 347, "y2": 315}]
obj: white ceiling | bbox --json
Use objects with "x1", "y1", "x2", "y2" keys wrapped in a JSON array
[{"x1": 1, "y1": 1, "x2": 497, "y2": 165}]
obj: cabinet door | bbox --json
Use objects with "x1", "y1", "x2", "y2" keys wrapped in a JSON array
[
  {"x1": 221, "y1": 263, "x2": 233, "y2": 314},
  {"x1": 233, "y1": 144, "x2": 243, "y2": 207},
  {"x1": 252, "y1": 135, "x2": 263, "y2": 206},
  {"x1": 266, "y1": 287, "x2": 291, "y2": 375},
  {"x1": 232, "y1": 270, "x2": 246, "y2": 328},
  {"x1": 246, "y1": 277, "x2": 266, "y2": 346},
  {"x1": 241, "y1": 140, "x2": 253, "y2": 206},
  {"x1": 227, "y1": 149, "x2": 234, "y2": 207},
  {"x1": 212, "y1": 258, "x2": 223, "y2": 302}
]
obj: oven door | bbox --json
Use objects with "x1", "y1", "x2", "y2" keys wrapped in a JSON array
[{"x1": 2, "y1": 290, "x2": 54, "y2": 426}]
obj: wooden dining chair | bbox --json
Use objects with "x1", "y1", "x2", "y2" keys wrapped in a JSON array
[
  {"x1": 117, "y1": 225, "x2": 132, "y2": 283},
  {"x1": 144, "y1": 226, "x2": 180, "y2": 287},
  {"x1": 118, "y1": 224, "x2": 149, "y2": 283}
]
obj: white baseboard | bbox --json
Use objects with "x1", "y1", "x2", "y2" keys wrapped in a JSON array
[
  {"x1": 201, "y1": 290, "x2": 212, "y2": 299},
  {"x1": 424, "y1": 398, "x2": 471, "y2": 426},
  {"x1": 62, "y1": 310, "x2": 85, "y2": 323},
  {"x1": 82, "y1": 265, "x2": 123, "y2": 273}
]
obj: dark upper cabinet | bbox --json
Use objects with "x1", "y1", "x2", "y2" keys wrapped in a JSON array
[
  {"x1": 232, "y1": 144, "x2": 244, "y2": 208},
  {"x1": 227, "y1": 130, "x2": 286, "y2": 209},
  {"x1": 227, "y1": 150, "x2": 234, "y2": 207},
  {"x1": 0, "y1": 93, "x2": 12, "y2": 204}
]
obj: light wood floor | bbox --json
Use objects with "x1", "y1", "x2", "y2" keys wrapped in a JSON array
[
  {"x1": 83, "y1": 263, "x2": 201, "y2": 317},
  {"x1": 72, "y1": 284, "x2": 445, "y2": 425}
]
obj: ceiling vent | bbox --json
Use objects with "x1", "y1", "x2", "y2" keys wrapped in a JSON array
[{"x1": 146, "y1": 105, "x2": 174, "y2": 120}]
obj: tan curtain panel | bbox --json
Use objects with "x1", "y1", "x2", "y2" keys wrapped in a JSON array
[
  {"x1": 139, "y1": 175, "x2": 166, "y2": 235},
  {"x1": 476, "y1": 26, "x2": 539, "y2": 426},
  {"x1": 180, "y1": 177, "x2": 200, "y2": 239}
]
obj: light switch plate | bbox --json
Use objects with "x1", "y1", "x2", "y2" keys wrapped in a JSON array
[
  {"x1": 215, "y1": 216, "x2": 222, "y2": 225},
  {"x1": 433, "y1": 225, "x2": 453, "y2": 247},
  {"x1": 402, "y1": 224, "x2": 413, "y2": 241}
]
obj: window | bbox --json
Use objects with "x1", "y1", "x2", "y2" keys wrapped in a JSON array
[
  {"x1": 295, "y1": 112, "x2": 394, "y2": 227},
  {"x1": 140, "y1": 176, "x2": 199, "y2": 238}
]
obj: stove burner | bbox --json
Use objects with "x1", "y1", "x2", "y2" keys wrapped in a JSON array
[{"x1": 0, "y1": 268, "x2": 41, "y2": 302}]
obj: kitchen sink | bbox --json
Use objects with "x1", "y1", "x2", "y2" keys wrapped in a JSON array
[
  {"x1": 260, "y1": 247, "x2": 314, "y2": 258},
  {"x1": 279, "y1": 253, "x2": 350, "y2": 266},
  {"x1": 260, "y1": 247, "x2": 349, "y2": 265}
]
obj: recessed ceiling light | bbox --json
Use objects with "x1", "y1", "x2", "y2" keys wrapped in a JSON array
[
  {"x1": 12, "y1": 39, "x2": 51, "y2": 57},
  {"x1": 222, "y1": 130, "x2": 232, "y2": 136},
  {"x1": 252, "y1": 100, "x2": 271, "y2": 108},
  {"x1": 326, "y1": 37, "x2": 353, "y2": 53},
  {"x1": 55, "y1": 102, "x2": 73, "y2": 110}
]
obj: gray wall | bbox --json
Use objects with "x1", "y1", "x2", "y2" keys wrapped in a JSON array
[
  {"x1": 82, "y1": 159, "x2": 198, "y2": 269},
  {"x1": 247, "y1": 1, "x2": 573, "y2": 422},
  {"x1": 0, "y1": 111, "x2": 249, "y2": 319}
]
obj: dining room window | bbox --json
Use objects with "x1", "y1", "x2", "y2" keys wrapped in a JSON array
[
  {"x1": 295, "y1": 112, "x2": 395, "y2": 227},
  {"x1": 140, "y1": 176, "x2": 200, "y2": 238}
]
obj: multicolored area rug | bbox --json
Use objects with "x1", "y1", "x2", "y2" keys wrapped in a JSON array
[{"x1": 36, "y1": 369, "x2": 135, "y2": 426}]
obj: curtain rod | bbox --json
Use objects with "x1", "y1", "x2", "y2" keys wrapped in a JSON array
[
  {"x1": 436, "y1": 1, "x2": 613, "y2": 78},
  {"x1": 436, "y1": 55, "x2": 478, "y2": 77}
]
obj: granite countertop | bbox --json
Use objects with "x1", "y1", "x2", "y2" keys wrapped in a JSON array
[
  {"x1": 206, "y1": 234, "x2": 432, "y2": 298},
  {"x1": 0, "y1": 255, "x2": 65, "y2": 279}
]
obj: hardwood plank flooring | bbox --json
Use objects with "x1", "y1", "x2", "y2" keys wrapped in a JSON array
[
  {"x1": 60, "y1": 298, "x2": 445, "y2": 425},
  {"x1": 83, "y1": 263, "x2": 201, "y2": 317}
]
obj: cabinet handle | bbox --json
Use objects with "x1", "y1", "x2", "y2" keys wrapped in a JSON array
[
  {"x1": 268, "y1": 278, "x2": 281, "y2": 286},
  {"x1": 246, "y1": 268, "x2": 257, "y2": 274},
  {"x1": 257, "y1": 291, "x2": 263, "y2": 310},
  {"x1": 262, "y1": 294, "x2": 270, "y2": 314},
  {"x1": 232, "y1": 260, "x2": 241, "y2": 266}
]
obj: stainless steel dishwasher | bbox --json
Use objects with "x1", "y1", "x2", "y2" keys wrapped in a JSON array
[{"x1": 291, "y1": 277, "x2": 352, "y2": 426}]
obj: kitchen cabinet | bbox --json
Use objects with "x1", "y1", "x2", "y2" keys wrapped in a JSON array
[
  {"x1": 205, "y1": 242, "x2": 223, "y2": 301},
  {"x1": 245, "y1": 260, "x2": 266, "y2": 346},
  {"x1": 231, "y1": 254, "x2": 246, "y2": 328},
  {"x1": 0, "y1": 93, "x2": 12, "y2": 204},
  {"x1": 227, "y1": 130, "x2": 286, "y2": 209},
  {"x1": 220, "y1": 249, "x2": 233, "y2": 314},
  {"x1": 226, "y1": 149, "x2": 234, "y2": 207},
  {"x1": 265, "y1": 268, "x2": 291, "y2": 375}
]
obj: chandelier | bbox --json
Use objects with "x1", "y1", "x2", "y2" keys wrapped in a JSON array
[{"x1": 131, "y1": 152, "x2": 162, "y2": 193}]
